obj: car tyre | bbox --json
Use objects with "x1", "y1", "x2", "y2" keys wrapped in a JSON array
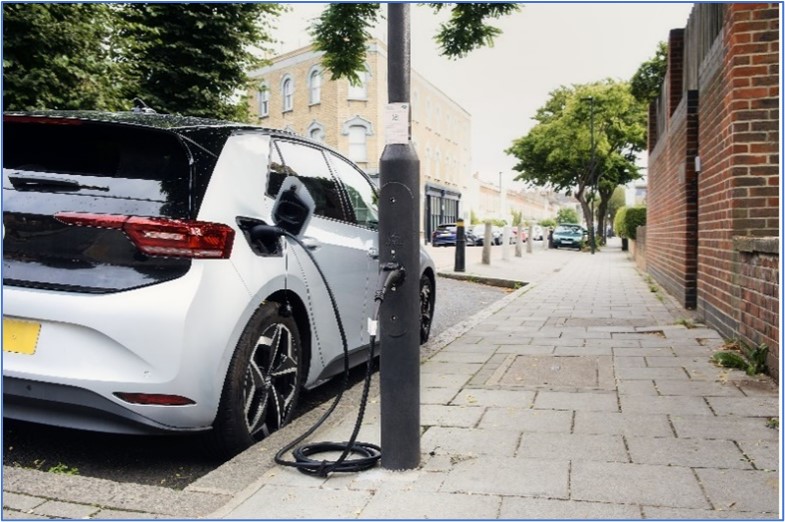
[
  {"x1": 419, "y1": 274, "x2": 434, "y2": 344},
  {"x1": 207, "y1": 302, "x2": 304, "y2": 459}
]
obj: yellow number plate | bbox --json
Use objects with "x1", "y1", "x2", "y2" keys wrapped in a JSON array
[{"x1": 3, "y1": 318, "x2": 41, "y2": 355}]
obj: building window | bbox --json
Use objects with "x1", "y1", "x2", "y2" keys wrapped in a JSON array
[
  {"x1": 348, "y1": 126, "x2": 367, "y2": 162},
  {"x1": 348, "y1": 65, "x2": 369, "y2": 100},
  {"x1": 307, "y1": 121, "x2": 326, "y2": 143},
  {"x1": 258, "y1": 88, "x2": 269, "y2": 117},
  {"x1": 341, "y1": 116, "x2": 373, "y2": 163},
  {"x1": 308, "y1": 67, "x2": 321, "y2": 105},
  {"x1": 282, "y1": 75, "x2": 294, "y2": 112}
]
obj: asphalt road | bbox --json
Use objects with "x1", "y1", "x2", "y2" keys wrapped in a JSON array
[{"x1": 2, "y1": 275, "x2": 509, "y2": 490}]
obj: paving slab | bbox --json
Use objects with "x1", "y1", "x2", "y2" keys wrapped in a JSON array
[
  {"x1": 533, "y1": 390, "x2": 619, "y2": 411},
  {"x1": 440, "y1": 456, "x2": 570, "y2": 498},
  {"x1": 620, "y1": 395, "x2": 714, "y2": 416},
  {"x1": 695, "y1": 468, "x2": 780, "y2": 514},
  {"x1": 360, "y1": 489, "x2": 501, "y2": 518},
  {"x1": 626, "y1": 436, "x2": 753, "y2": 469},
  {"x1": 479, "y1": 407, "x2": 573, "y2": 432},
  {"x1": 500, "y1": 497, "x2": 642, "y2": 519},
  {"x1": 571, "y1": 461, "x2": 710, "y2": 509},
  {"x1": 670, "y1": 415, "x2": 780, "y2": 441},
  {"x1": 706, "y1": 396, "x2": 780, "y2": 417},
  {"x1": 517, "y1": 432, "x2": 628, "y2": 462},
  {"x1": 220, "y1": 484, "x2": 372, "y2": 519},
  {"x1": 421, "y1": 426, "x2": 521, "y2": 457},
  {"x1": 573, "y1": 411, "x2": 674, "y2": 437}
]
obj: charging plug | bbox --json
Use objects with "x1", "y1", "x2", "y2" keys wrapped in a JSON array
[{"x1": 375, "y1": 263, "x2": 405, "y2": 304}]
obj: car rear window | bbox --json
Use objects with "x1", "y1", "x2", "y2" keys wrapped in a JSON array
[{"x1": 4, "y1": 118, "x2": 189, "y2": 181}]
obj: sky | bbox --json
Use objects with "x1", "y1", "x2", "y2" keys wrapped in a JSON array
[{"x1": 270, "y1": 2, "x2": 695, "y2": 183}]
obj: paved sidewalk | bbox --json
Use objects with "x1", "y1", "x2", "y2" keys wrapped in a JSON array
[
  {"x1": 214, "y1": 242, "x2": 780, "y2": 519},
  {"x1": 4, "y1": 241, "x2": 781, "y2": 519}
]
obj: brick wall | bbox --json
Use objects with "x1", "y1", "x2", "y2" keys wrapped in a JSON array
[{"x1": 647, "y1": 4, "x2": 780, "y2": 379}]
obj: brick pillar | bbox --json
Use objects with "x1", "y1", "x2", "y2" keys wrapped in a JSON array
[{"x1": 668, "y1": 29, "x2": 685, "y2": 116}]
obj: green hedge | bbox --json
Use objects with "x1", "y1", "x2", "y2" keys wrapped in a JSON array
[{"x1": 614, "y1": 206, "x2": 646, "y2": 239}]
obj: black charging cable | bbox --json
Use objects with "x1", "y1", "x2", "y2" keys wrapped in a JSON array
[{"x1": 263, "y1": 225, "x2": 404, "y2": 477}]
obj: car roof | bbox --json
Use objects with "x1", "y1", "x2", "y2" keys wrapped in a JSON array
[{"x1": 4, "y1": 110, "x2": 297, "y2": 138}]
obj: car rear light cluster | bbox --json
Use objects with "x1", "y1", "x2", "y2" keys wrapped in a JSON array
[
  {"x1": 55, "y1": 212, "x2": 235, "y2": 259},
  {"x1": 114, "y1": 392, "x2": 195, "y2": 406}
]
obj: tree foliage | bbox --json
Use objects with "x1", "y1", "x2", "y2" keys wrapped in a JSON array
[
  {"x1": 3, "y1": 3, "x2": 282, "y2": 120},
  {"x1": 556, "y1": 207, "x2": 580, "y2": 224},
  {"x1": 505, "y1": 80, "x2": 646, "y2": 243},
  {"x1": 119, "y1": 3, "x2": 283, "y2": 120},
  {"x1": 431, "y1": 3, "x2": 521, "y2": 59},
  {"x1": 607, "y1": 186, "x2": 627, "y2": 233},
  {"x1": 630, "y1": 41, "x2": 668, "y2": 104},
  {"x1": 614, "y1": 205, "x2": 647, "y2": 239},
  {"x1": 3, "y1": 3, "x2": 125, "y2": 111},
  {"x1": 309, "y1": 3, "x2": 381, "y2": 86},
  {"x1": 311, "y1": 3, "x2": 520, "y2": 82}
]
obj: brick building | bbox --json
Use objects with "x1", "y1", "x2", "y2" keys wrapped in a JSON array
[
  {"x1": 646, "y1": 4, "x2": 780, "y2": 378},
  {"x1": 248, "y1": 40, "x2": 472, "y2": 242}
]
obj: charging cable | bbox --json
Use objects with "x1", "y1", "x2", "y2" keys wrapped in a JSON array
[{"x1": 266, "y1": 225, "x2": 404, "y2": 477}]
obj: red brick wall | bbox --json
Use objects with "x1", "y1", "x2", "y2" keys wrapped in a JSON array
[
  {"x1": 735, "y1": 238, "x2": 780, "y2": 380},
  {"x1": 647, "y1": 3, "x2": 780, "y2": 379},
  {"x1": 646, "y1": 88, "x2": 699, "y2": 307}
]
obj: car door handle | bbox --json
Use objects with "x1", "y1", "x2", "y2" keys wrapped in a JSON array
[
  {"x1": 367, "y1": 247, "x2": 379, "y2": 259},
  {"x1": 301, "y1": 237, "x2": 320, "y2": 250}
]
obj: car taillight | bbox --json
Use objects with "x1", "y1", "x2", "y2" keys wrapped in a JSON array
[
  {"x1": 55, "y1": 212, "x2": 235, "y2": 259},
  {"x1": 114, "y1": 392, "x2": 195, "y2": 406}
]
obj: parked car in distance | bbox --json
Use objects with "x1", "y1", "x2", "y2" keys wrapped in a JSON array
[
  {"x1": 2, "y1": 110, "x2": 437, "y2": 459},
  {"x1": 552, "y1": 224, "x2": 588, "y2": 249},
  {"x1": 432, "y1": 223, "x2": 479, "y2": 247},
  {"x1": 532, "y1": 225, "x2": 544, "y2": 241}
]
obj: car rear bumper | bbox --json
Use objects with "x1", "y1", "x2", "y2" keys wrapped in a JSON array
[
  {"x1": 2, "y1": 261, "x2": 252, "y2": 431},
  {"x1": 3, "y1": 377, "x2": 201, "y2": 435}
]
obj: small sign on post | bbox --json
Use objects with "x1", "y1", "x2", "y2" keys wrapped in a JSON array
[{"x1": 385, "y1": 103, "x2": 410, "y2": 145}]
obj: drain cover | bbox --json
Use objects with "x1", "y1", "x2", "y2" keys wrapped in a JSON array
[{"x1": 487, "y1": 355, "x2": 614, "y2": 390}]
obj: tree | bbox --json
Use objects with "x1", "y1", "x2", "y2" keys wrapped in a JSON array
[
  {"x1": 3, "y1": 3, "x2": 126, "y2": 111},
  {"x1": 310, "y1": 3, "x2": 520, "y2": 82},
  {"x1": 556, "y1": 207, "x2": 580, "y2": 224},
  {"x1": 506, "y1": 80, "x2": 646, "y2": 245},
  {"x1": 118, "y1": 3, "x2": 283, "y2": 120},
  {"x1": 630, "y1": 41, "x2": 668, "y2": 104}
]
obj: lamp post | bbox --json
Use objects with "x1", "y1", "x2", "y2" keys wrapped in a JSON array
[{"x1": 378, "y1": 3, "x2": 420, "y2": 470}]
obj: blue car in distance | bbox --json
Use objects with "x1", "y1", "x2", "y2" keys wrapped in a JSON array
[
  {"x1": 431, "y1": 223, "x2": 478, "y2": 247},
  {"x1": 552, "y1": 224, "x2": 587, "y2": 249}
]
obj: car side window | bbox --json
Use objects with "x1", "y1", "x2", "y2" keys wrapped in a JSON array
[
  {"x1": 266, "y1": 141, "x2": 289, "y2": 198},
  {"x1": 327, "y1": 152, "x2": 379, "y2": 229},
  {"x1": 272, "y1": 140, "x2": 349, "y2": 222}
]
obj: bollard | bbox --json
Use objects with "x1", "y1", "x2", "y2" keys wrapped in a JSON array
[
  {"x1": 482, "y1": 222, "x2": 491, "y2": 265},
  {"x1": 502, "y1": 225, "x2": 510, "y2": 260},
  {"x1": 515, "y1": 224, "x2": 523, "y2": 257},
  {"x1": 454, "y1": 219, "x2": 465, "y2": 272}
]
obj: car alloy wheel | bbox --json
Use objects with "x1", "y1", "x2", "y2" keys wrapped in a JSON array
[
  {"x1": 420, "y1": 274, "x2": 434, "y2": 344},
  {"x1": 209, "y1": 302, "x2": 303, "y2": 458}
]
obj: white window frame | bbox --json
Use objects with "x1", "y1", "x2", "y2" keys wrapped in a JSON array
[
  {"x1": 281, "y1": 75, "x2": 294, "y2": 112},
  {"x1": 258, "y1": 87, "x2": 269, "y2": 118},
  {"x1": 308, "y1": 66, "x2": 322, "y2": 105}
]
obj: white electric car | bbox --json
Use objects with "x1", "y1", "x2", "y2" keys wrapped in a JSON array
[{"x1": 2, "y1": 111, "x2": 436, "y2": 457}]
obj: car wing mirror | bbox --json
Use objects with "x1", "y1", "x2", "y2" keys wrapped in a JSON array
[{"x1": 272, "y1": 176, "x2": 315, "y2": 239}]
